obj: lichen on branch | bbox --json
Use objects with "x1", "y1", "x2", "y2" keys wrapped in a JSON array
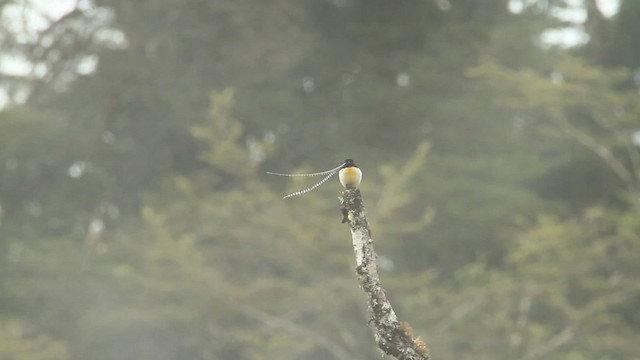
[{"x1": 341, "y1": 189, "x2": 430, "y2": 360}]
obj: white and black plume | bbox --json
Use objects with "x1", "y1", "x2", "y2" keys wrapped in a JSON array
[{"x1": 267, "y1": 161, "x2": 346, "y2": 199}]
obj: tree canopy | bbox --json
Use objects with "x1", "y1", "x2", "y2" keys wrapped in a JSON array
[{"x1": 1, "y1": 1, "x2": 639, "y2": 359}]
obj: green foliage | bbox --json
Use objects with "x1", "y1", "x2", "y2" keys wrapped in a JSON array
[
  {"x1": 0, "y1": 320, "x2": 68, "y2": 360},
  {"x1": 468, "y1": 55, "x2": 640, "y2": 206},
  {"x1": 190, "y1": 90, "x2": 254, "y2": 178},
  {"x1": 133, "y1": 95, "x2": 373, "y2": 358},
  {"x1": 1, "y1": 0, "x2": 640, "y2": 359},
  {"x1": 0, "y1": 107, "x2": 107, "y2": 231},
  {"x1": 393, "y1": 207, "x2": 640, "y2": 359}
]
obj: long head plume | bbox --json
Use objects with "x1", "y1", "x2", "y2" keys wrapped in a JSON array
[
  {"x1": 266, "y1": 161, "x2": 346, "y2": 177},
  {"x1": 266, "y1": 161, "x2": 347, "y2": 199}
]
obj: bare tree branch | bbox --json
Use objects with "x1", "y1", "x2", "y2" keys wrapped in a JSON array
[
  {"x1": 521, "y1": 326, "x2": 576, "y2": 360},
  {"x1": 555, "y1": 112, "x2": 637, "y2": 191},
  {"x1": 520, "y1": 291, "x2": 627, "y2": 360},
  {"x1": 236, "y1": 303, "x2": 354, "y2": 360},
  {"x1": 341, "y1": 188, "x2": 430, "y2": 360}
]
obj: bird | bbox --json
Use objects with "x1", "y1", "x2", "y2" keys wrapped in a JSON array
[
  {"x1": 339, "y1": 159, "x2": 362, "y2": 190},
  {"x1": 267, "y1": 159, "x2": 362, "y2": 199}
]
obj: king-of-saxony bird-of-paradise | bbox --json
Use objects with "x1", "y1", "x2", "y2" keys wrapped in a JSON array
[
  {"x1": 338, "y1": 159, "x2": 362, "y2": 190},
  {"x1": 267, "y1": 159, "x2": 362, "y2": 199}
]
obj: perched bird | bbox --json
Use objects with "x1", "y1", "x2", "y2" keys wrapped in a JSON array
[
  {"x1": 267, "y1": 159, "x2": 362, "y2": 199},
  {"x1": 338, "y1": 159, "x2": 362, "y2": 190}
]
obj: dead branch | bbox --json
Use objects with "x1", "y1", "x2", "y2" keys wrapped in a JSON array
[{"x1": 341, "y1": 188, "x2": 430, "y2": 360}]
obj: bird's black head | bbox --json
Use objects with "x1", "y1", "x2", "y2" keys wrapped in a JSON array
[{"x1": 343, "y1": 159, "x2": 357, "y2": 168}]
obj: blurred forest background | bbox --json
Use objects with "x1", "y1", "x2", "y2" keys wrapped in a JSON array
[{"x1": 1, "y1": 0, "x2": 640, "y2": 359}]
